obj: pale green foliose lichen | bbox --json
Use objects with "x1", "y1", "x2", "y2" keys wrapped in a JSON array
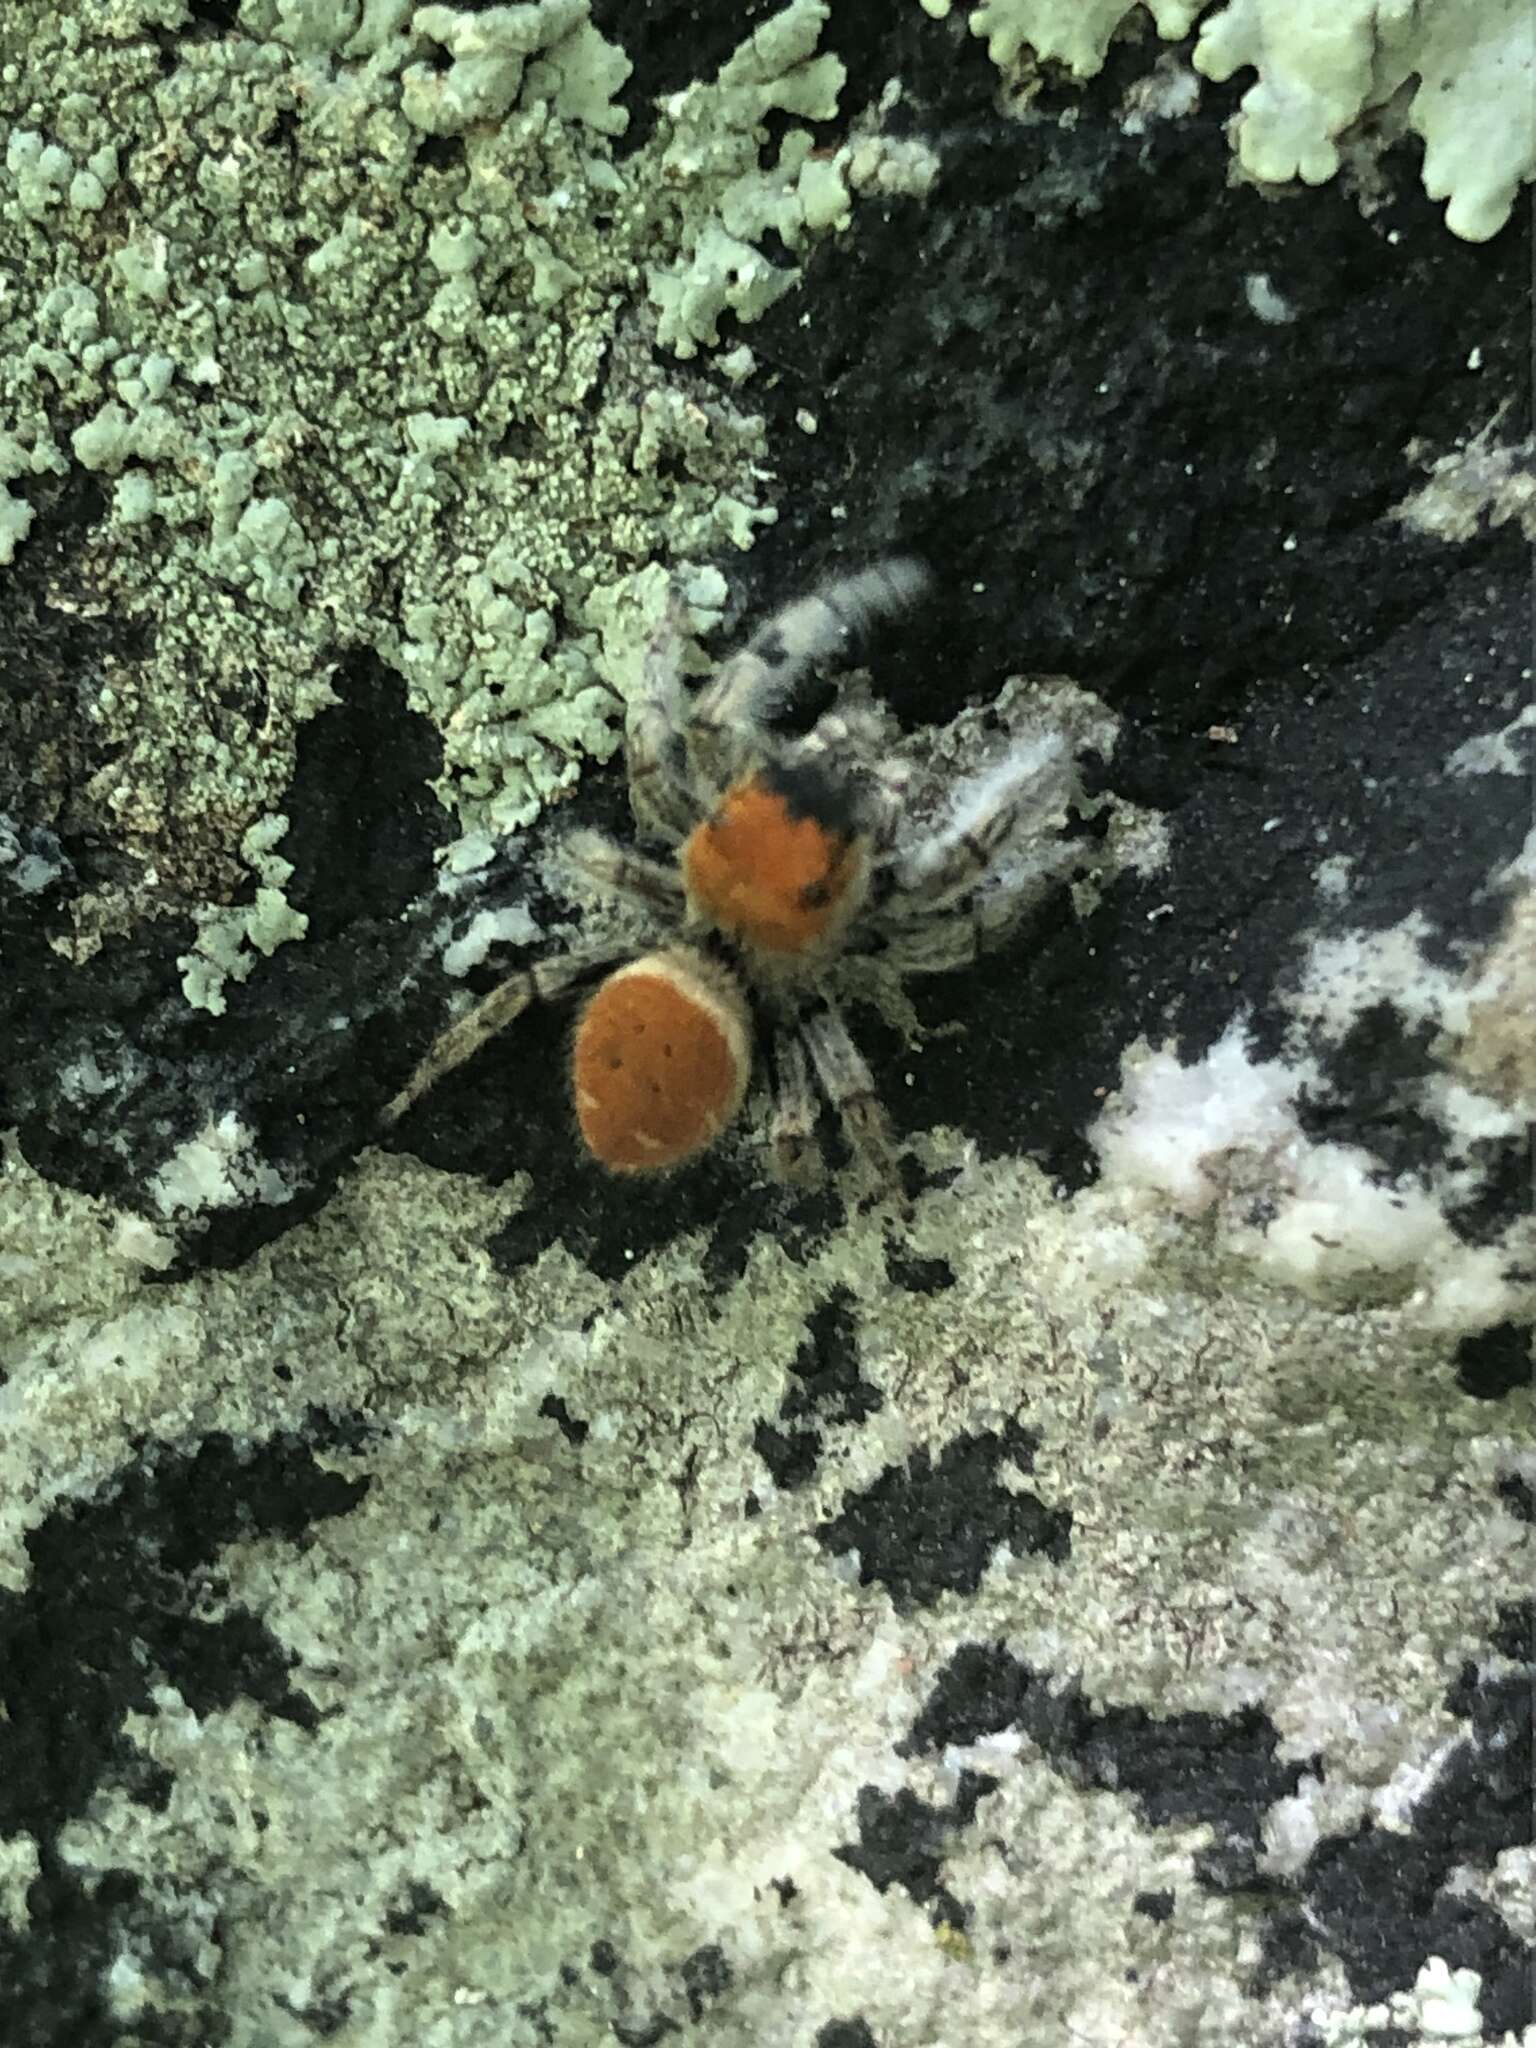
[
  {"x1": 0, "y1": 0, "x2": 869, "y2": 961},
  {"x1": 643, "y1": 0, "x2": 847, "y2": 353},
  {"x1": 966, "y1": 0, "x2": 1200, "y2": 77},
  {"x1": 177, "y1": 813, "x2": 310, "y2": 1015},
  {"x1": 960, "y1": 0, "x2": 1535, "y2": 242},
  {"x1": 0, "y1": 421, "x2": 66, "y2": 563}
]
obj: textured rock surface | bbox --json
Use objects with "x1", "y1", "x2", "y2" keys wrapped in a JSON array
[{"x1": 1, "y1": 6, "x2": 1531, "y2": 2046}]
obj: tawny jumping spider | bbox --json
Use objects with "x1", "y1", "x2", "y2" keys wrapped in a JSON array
[{"x1": 382, "y1": 560, "x2": 1076, "y2": 1187}]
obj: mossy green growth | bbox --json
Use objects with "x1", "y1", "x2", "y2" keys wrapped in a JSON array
[{"x1": 0, "y1": 0, "x2": 862, "y2": 957}]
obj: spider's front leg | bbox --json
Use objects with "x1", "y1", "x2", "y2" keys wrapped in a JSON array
[
  {"x1": 563, "y1": 829, "x2": 686, "y2": 920},
  {"x1": 688, "y1": 558, "x2": 931, "y2": 789},
  {"x1": 882, "y1": 734, "x2": 1073, "y2": 916}
]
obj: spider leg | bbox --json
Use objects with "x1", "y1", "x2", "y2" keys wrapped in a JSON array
[
  {"x1": 626, "y1": 589, "x2": 701, "y2": 843},
  {"x1": 878, "y1": 735, "x2": 1072, "y2": 918},
  {"x1": 687, "y1": 558, "x2": 930, "y2": 784},
  {"x1": 767, "y1": 1023, "x2": 822, "y2": 1185},
  {"x1": 867, "y1": 912, "x2": 995, "y2": 977},
  {"x1": 869, "y1": 854, "x2": 1079, "y2": 985},
  {"x1": 871, "y1": 832, "x2": 1082, "y2": 976},
  {"x1": 379, "y1": 936, "x2": 633, "y2": 1127},
  {"x1": 564, "y1": 829, "x2": 686, "y2": 919},
  {"x1": 798, "y1": 1002, "x2": 901, "y2": 1185}
]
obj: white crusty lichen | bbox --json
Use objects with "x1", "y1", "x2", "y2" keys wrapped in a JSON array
[
  {"x1": 3, "y1": 1119, "x2": 1528, "y2": 2042},
  {"x1": 0, "y1": 1832, "x2": 39, "y2": 1935},
  {"x1": 1394, "y1": 422, "x2": 1536, "y2": 546},
  {"x1": 1089, "y1": 893, "x2": 1536, "y2": 1331},
  {"x1": 1300, "y1": 1953, "x2": 1503, "y2": 2045},
  {"x1": 1458, "y1": 897, "x2": 1536, "y2": 1107},
  {"x1": 0, "y1": 0, "x2": 891, "y2": 955},
  {"x1": 955, "y1": 0, "x2": 1536, "y2": 242},
  {"x1": 147, "y1": 1110, "x2": 297, "y2": 1223},
  {"x1": 1089, "y1": 1021, "x2": 1493, "y2": 1318}
]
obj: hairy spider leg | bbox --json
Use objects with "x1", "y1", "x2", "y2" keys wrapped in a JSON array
[
  {"x1": 563, "y1": 828, "x2": 687, "y2": 919},
  {"x1": 767, "y1": 1022, "x2": 820, "y2": 1184},
  {"x1": 625, "y1": 589, "x2": 699, "y2": 844},
  {"x1": 880, "y1": 737, "x2": 1072, "y2": 916},
  {"x1": 687, "y1": 558, "x2": 930, "y2": 789},
  {"x1": 380, "y1": 937, "x2": 634, "y2": 1128},
  {"x1": 799, "y1": 1001, "x2": 900, "y2": 1183}
]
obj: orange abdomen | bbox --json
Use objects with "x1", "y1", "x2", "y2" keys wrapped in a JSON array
[{"x1": 571, "y1": 955, "x2": 750, "y2": 1172}]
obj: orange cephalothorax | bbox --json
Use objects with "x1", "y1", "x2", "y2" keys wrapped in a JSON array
[
  {"x1": 571, "y1": 950, "x2": 751, "y2": 1173},
  {"x1": 682, "y1": 773, "x2": 868, "y2": 958}
]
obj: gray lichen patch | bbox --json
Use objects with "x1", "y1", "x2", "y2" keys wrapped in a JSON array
[
  {"x1": 1394, "y1": 422, "x2": 1536, "y2": 545},
  {"x1": 0, "y1": 1831, "x2": 39, "y2": 1936},
  {"x1": 0, "y1": 1132, "x2": 171, "y2": 1373},
  {"x1": 1450, "y1": 882, "x2": 1536, "y2": 1111},
  {"x1": 0, "y1": 0, "x2": 872, "y2": 958},
  {"x1": 10, "y1": 1122, "x2": 1531, "y2": 2042},
  {"x1": 911, "y1": 1763, "x2": 1321, "y2": 2039}
]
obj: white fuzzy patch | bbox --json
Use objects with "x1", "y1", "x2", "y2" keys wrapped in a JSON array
[
  {"x1": 149, "y1": 1113, "x2": 296, "y2": 1220},
  {"x1": 1090, "y1": 1022, "x2": 1301, "y2": 1216},
  {"x1": 1446, "y1": 701, "x2": 1536, "y2": 778},
  {"x1": 900, "y1": 732, "x2": 1074, "y2": 893},
  {"x1": 1090, "y1": 1021, "x2": 1526, "y2": 1326},
  {"x1": 1286, "y1": 912, "x2": 1471, "y2": 1040},
  {"x1": 441, "y1": 903, "x2": 541, "y2": 978}
]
